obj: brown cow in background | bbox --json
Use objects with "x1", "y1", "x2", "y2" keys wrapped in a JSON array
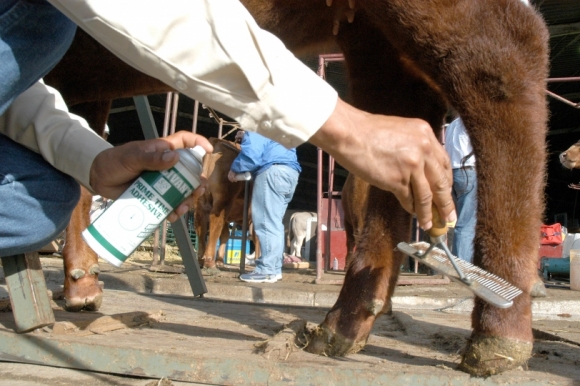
[
  {"x1": 44, "y1": 0, "x2": 549, "y2": 377},
  {"x1": 194, "y1": 137, "x2": 260, "y2": 271}
]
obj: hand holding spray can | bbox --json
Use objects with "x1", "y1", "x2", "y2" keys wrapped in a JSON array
[{"x1": 82, "y1": 146, "x2": 206, "y2": 267}]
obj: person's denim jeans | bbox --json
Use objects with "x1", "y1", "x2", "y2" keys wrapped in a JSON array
[
  {"x1": 0, "y1": 0, "x2": 77, "y2": 115},
  {"x1": 451, "y1": 168, "x2": 477, "y2": 263},
  {"x1": 251, "y1": 165, "x2": 299, "y2": 275},
  {"x1": 0, "y1": 1, "x2": 79, "y2": 256},
  {"x1": 0, "y1": 135, "x2": 80, "y2": 256}
]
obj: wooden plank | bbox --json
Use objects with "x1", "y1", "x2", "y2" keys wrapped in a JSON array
[
  {"x1": 1, "y1": 253, "x2": 55, "y2": 332},
  {"x1": 38, "y1": 241, "x2": 60, "y2": 254}
]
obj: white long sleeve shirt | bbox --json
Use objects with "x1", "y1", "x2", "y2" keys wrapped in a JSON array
[
  {"x1": 444, "y1": 117, "x2": 475, "y2": 169},
  {"x1": 1, "y1": 0, "x2": 338, "y2": 189}
]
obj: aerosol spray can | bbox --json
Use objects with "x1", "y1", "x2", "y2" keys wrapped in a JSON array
[{"x1": 82, "y1": 146, "x2": 205, "y2": 267}]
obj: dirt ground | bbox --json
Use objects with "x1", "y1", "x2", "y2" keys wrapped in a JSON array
[
  {"x1": 21, "y1": 243, "x2": 580, "y2": 385},
  {"x1": 1, "y1": 288, "x2": 579, "y2": 385}
]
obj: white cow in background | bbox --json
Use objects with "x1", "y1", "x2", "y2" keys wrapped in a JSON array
[{"x1": 286, "y1": 211, "x2": 317, "y2": 258}]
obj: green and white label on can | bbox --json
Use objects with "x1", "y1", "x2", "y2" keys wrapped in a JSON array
[{"x1": 82, "y1": 146, "x2": 205, "y2": 267}]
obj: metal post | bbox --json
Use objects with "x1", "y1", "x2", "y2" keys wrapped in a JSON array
[
  {"x1": 239, "y1": 178, "x2": 251, "y2": 273},
  {"x1": 192, "y1": 100, "x2": 199, "y2": 133},
  {"x1": 133, "y1": 95, "x2": 207, "y2": 296}
]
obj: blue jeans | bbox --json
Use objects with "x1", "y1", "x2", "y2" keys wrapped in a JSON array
[
  {"x1": 252, "y1": 165, "x2": 299, "y2": 275},
  {"x1": 0, "y1": 135, "x2": 80, "y2": 256},
  {"x1": 0, "y1": 0, "x2": 77, "y2": 115},
  {"x1": 451, "y1": 168, "x2": 477, "y2": 263},
  {"x1": 0, "y1": 1, "x2": 79, "y2": 256}
]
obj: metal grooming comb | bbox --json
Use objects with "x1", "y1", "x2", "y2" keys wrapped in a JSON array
[{"x1": 397, "y1": 208, "x2": 522, "y2": 308}]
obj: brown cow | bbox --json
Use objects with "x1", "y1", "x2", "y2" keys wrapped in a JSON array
[
  {"x1": 194, "y1": 137, "x2": 260, "y2": 270},
  {"x1": 44, "y1": 0, "x2": 548, "y2": 376}
]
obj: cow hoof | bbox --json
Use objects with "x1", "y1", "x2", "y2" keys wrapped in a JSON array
[
  {"x1": 64, "y1": 275, "x2": 103, "y2": 312},
  {"x1": 458, "y1": 335, "x2": 532, "y2": 376},
  {"x1": 304, "y1": 325, "x2": 366, "y2": 356}
]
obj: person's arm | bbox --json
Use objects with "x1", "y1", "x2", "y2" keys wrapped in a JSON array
[
  {"x1": 48, "y1": 0, "x2": 337, "y2": 149},
  {"x1": 0, "y1": 80, "x2": 111, "y2": 189},
  {"x1": 48, "y1": 0, "x2": 455, "y2": 227},
  {"x1": 309, "y1": 99, "x2": 455, "y2": 229},
  {"x1": 0, "y1": 81, "x2": 213, "y2": 222}
]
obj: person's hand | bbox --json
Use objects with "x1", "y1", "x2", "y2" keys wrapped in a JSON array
[
  {"x1": 227, "y1": 170, "x2": 238, "y2": 182},
  {"x1": 309, "y1": 98, "x2": 456, "y2": 230},
  {"x1": 89, "y1": 131, "x2": 213, "y2": 222}
]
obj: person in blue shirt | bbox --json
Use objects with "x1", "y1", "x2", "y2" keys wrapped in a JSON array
[{"x1": 228, "y1": 130, "x2": 301, "y2": 283}]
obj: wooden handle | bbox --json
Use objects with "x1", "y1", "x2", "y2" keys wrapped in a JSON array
[{"x1": 427, "y1": 204, "x2": 448, "y2": 238}]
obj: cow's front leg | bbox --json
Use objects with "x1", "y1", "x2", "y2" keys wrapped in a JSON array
[
  {"x1": 62, "y1": 187, "x2": 103, "y2": 311},
  {"x1": 200, "y1": 211, "x2": 226, "y2": 272},
  {"x1": 306, "y1": 189, "x2": 409, "y2": 355},
  {"x1": 215, "y1": 224, "x2": 230, "y2": 267}
]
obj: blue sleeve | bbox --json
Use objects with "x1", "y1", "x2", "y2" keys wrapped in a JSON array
[{"x1": 229, "y1": 133, "x2": 266, "y2": 173}]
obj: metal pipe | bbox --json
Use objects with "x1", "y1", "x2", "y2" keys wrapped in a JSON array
[
  {"x1": 192, "y1": 100, "x2": 199, "y2": 133},
  {"x1": 240, "y1": 179, "x2": 251, "y2": 273},
  {"x1": 546, "y1": 90, "x2": 580, "y2": 109},
  {"x1": 153, "y1": 93, "x2": 174, "y2": 266},
  {"x1": 315, "y1": 53, "x2": 346, "y2": 279},
  {"x1": 152, "y1": 228, "x2": 160, "y2": 266},
  {"x1": 325, "y1": 156, "x2": 334, "y2": 271},
  {"x1": 170, "y1": 92, "x2": 179, "y2": 135},
  {"x1": 162, "y1": 92, "x2": 172, "y2": 138},
  {"x1": 316, "y1": 147, "x2": 324, "y2": 280},
  {"x1": 547, "y1": 77, "x2": 580, "y2": 83}
]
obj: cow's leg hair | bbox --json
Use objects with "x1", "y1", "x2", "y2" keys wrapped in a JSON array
[
  {"x1": 361, "y1": 0, "x2": 549, "y2": 375},
  {"x1": 62, "y1": 187, "x2": 102, "y2": 311},
  {"x1": 202, "y1": 211, "x2": 227, "y2": 270},
  {"x1": 306, "y1": 187, "x2": 410, "y2": 355},
  {"x1": 290, "y1": 234, "x2": 304, "y2": 258},
  {"x1": 215, "y1": 223, "x2": 230, "y2": 267},
  {"x1": 294, "y1": 236, "x2": 304, "y2": 258},
  {"x1": 194, "y1": 205, "x2": 209, "y2": 268},
  {"x1": 342, "y1": 176, "x2": 356, "y2": 268},
  {"x1": 306, "y1": 8, "x2": 449, "y2": 356},
  {"x1": 59, "y1": 100, "x2": 115, "y2": 312}
]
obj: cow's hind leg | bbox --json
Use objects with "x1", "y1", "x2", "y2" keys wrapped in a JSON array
[
  {"x1": 200, "y1": 210, "x2": 226, "y2": 273},
  {"x1": 59, "y1": 101, "x2": 112, "y2": 312},
  {"x1": 363, "y1": 0, "x2": 549, "y2": 375},
  {"x1": 342, "y1": 175, "x2": 357, "y2": 268},
  {"x1": 62, "y1": 187, "x2": 102, "y2": 311},
  {"x1": 305, "y1": 9, "x2": 447, "y2": 356},
  {"x1": 306, "y1": 186, "x2": 409, "y2": 355}
]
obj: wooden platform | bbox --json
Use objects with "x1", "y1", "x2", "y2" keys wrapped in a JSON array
[{"x1": 0, "y1": 290, "x2": 577, "y2": 384}]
